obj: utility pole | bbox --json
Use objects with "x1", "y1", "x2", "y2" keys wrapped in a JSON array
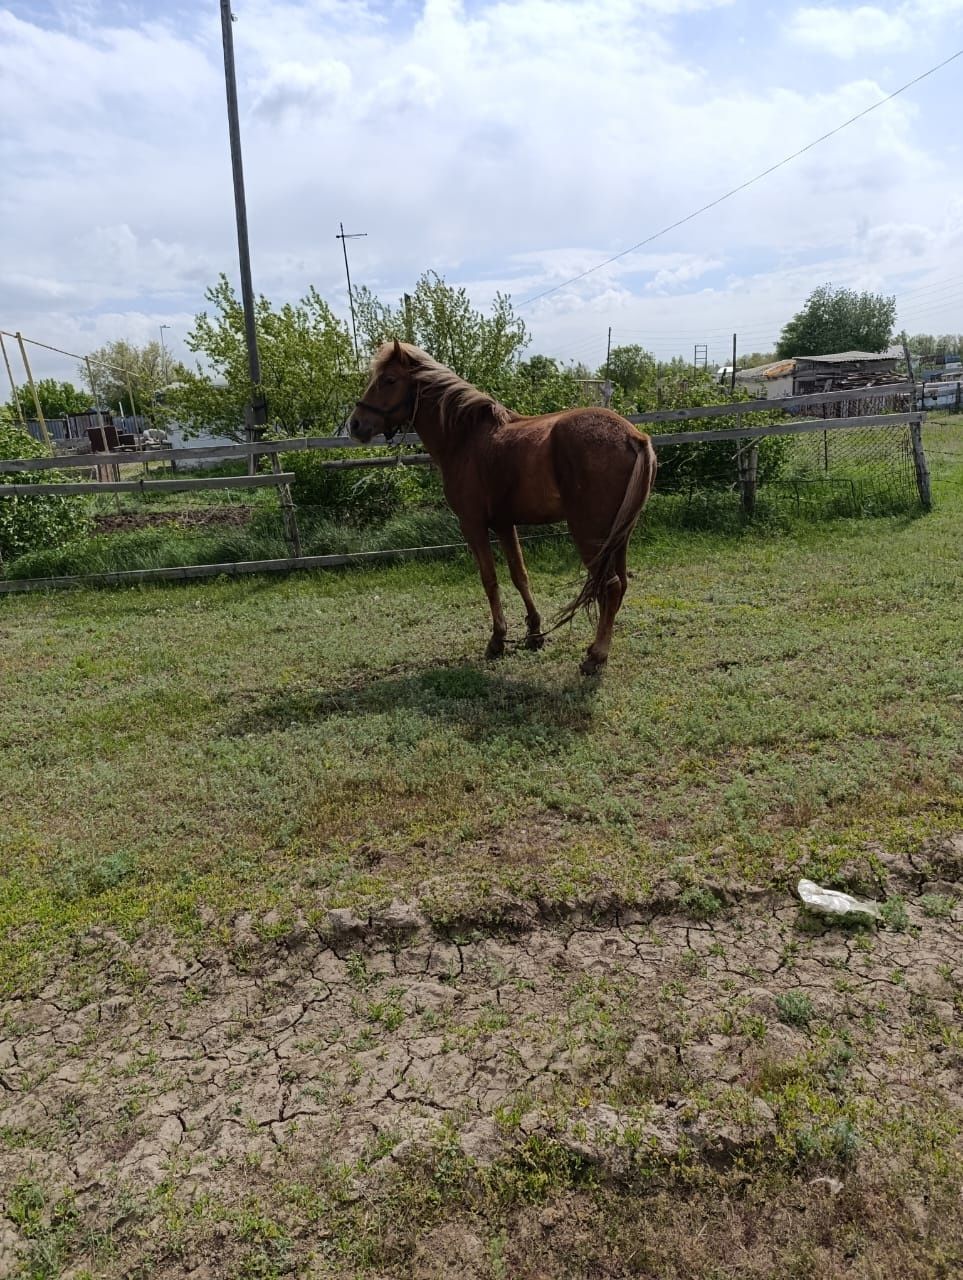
[
  {"x1": 403, "y1": 293, "x2": 414, "y2": 343},
  {"x1": 0, "y1": 332, "x2": 24, "y2": 425},
  {"x1": 159, "y1": 324, "x2": 170, "y2": 384},
  {"x1": 731, "y1": 333, "x2": 737, "y2": 393},
  {"x1": 337, "y1": 222, "x2": 367, "y2": 364},
  {"x1": 219, "y1": 0, "x2": 266, "y2": 470},
  {"x1": 603, "y1": 326, "x2": 613, "y2": 406},
  {"x1": 15, "y1": 332, "x2": 49, "y2": 446}
]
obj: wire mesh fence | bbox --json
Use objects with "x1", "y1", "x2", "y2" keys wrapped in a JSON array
[{"x1": 646, "y1": 418, "x2": 919, "y2": 526}]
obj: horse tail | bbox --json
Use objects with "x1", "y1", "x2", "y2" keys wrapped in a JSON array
[{"x1": 555, "y1": 433, "x2": 657, "y2": 628}]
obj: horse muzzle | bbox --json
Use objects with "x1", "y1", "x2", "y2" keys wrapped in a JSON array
[{"x1": 348, "y1": 412, "x2": 376, "y2": 443}]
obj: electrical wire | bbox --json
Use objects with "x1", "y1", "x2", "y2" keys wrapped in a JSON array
[{"x1": 517, "y1": 47, "x2": 963, "y2": 308}]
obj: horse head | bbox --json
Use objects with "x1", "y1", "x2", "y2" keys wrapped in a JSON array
[{"x1": 350, "y1": 339, "x2": 417, "y2": 443}]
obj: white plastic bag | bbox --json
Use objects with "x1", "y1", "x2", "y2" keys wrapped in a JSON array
[{"x1": 797, "y1": 879, "x2": 881, "y2": 920}]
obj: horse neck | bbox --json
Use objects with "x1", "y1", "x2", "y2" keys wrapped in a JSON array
[
  {"x1": 410, "y1": 384, "x2": 451, "y2": 462},
  {"x1": 411, "y1": 380, "x2": 498, "y2": 463}
]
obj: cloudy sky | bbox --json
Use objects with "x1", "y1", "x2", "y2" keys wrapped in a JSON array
[{"x1": 2, "y1": 0, "x2": 961, "y2": 384}]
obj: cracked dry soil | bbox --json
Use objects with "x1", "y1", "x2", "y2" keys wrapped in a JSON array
[{"x1": 2, "y1": 837, "x2": 963, "y2": 1279}]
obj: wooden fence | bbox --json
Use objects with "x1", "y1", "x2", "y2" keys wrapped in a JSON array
[{"x1": 0, "y1": 383, "x2": 929, "y2": 593}]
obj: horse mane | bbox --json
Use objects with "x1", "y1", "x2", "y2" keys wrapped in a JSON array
[{"x1": 372, "y1": 341, "x2": 518, "y2": 432}]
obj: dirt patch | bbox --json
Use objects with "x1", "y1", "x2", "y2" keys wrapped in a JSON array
[
  {"x1": 2, "y1": 836, "x2": 962, "y2": 1277},
  {"x1": 92, "y1": 507, "x2": 254, "y2": 534}
]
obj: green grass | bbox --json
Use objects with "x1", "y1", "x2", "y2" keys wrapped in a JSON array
[
  {"x1": 3, "y1": 506, "x2": 463, "y2": 579},
  {"x1": 0, "y1": 420, "x2": 961, "y2": 992}
]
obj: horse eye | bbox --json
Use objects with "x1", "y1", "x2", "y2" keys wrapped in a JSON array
[{"x1": 383, "y1": 375, "x2": 397, "y2": 385}]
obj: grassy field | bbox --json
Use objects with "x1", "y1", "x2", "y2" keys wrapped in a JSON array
[
  {"x1": 2, "y1": 426, "x2": 960, "y2": 988},
  {"x1": 0, "y1": 418, "x2": 961, "y2": 1277}
]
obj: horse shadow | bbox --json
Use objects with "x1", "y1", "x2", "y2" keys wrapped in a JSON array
[{"x1": 227, "y1": 660, "x2": 600, "y2": 746}]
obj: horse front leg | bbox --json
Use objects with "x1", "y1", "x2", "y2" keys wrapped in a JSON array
[
  {"x1": 463, "y1": 525, "x2": 508, "y2": 658},
  {"x1": 496, "y1": 526, "x2": 542, "y2": 649}
]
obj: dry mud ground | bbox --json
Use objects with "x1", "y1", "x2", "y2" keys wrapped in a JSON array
[{"x1": 2, "y1": 836, "x2": 963, "y2": 1279}]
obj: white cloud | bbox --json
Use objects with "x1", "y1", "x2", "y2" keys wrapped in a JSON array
[
  {"x1": 1, "y1": 0, "x2": 961, "y2": 383},
  {"x1": 787, "y1": 6, "x2": 911, "y2": 56},
  {"x1": 252, "y1": 58, "x2": 352, "y2": 121}
]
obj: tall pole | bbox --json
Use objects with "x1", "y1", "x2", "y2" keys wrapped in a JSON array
[
  {"x1": 159, "y1": 324, "x2": 170, "y2": 383},
  {"x1": 0, "y1": 333, "x2": 25, "y2": 425},
  {"x1": 603, "y1": 326, "x2": 613, "y2": 407},
  {"x1": 337, "y1": 221, "x2": 367, "y2": 365},
  {"x1": 85, "y1": 357, "x2": 105, "y2": 433},
  {"x1": 902, "y1": 331, "x2": 931, "y2": 510},
  {"x1": 124, "y1": 369, "x2": 138, "y2": 422},
  {"x1": 403, "y1": 293, "x2": 414, "y2": 343},
  {"x1": 220, "y1": 0, "x2": 266, "y2": 465},
  {"x1": 15, "y1": 332, "x2": 49, "y2": 446},
  {"x1": 731, "y1": 333, "x2": 737, "y2": 393}
]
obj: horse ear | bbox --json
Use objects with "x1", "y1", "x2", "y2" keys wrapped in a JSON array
[{"x1": 392, "y1": 337, "x2": 409, "y2": 365}]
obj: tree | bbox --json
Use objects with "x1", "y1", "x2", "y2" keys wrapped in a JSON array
[
  {"x1": 8, "y1": 378, "x2": 92, "y2": 421},
  {"x1": 503, "y1": 355, "x2": 594, "y2": 415},
  {"x1": 81, "y1": 339, "x2": 181, "y2": 419},
  {"x1": 353, "y1": 270, "x2": 528, "y2": 398},
  {"x1": 775, "y1": 285, "x2": 895, "y2": 358},
  {"x1": 598, "y1": 344, "x2": 655, "y2": 397},
  {"x1": 906, "y1": 333, "x2": 962, "y2": 358},
  {"x1": 161, "y1": 275, "x2": 357, "y2": 439},
  {"x1": 736, "y1": 351, "x2": 776, "y2": 370}
]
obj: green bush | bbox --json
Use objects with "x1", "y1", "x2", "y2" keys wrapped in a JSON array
[
  {"x1": 0, "y1": 420, "x2": 92, "y2": 564},
  {"x1": 607, "y1": 370, "x2": 792, "y2": 495},
  {"x1": 281, "y1": 448, "x2": 442, "y2": 525}
]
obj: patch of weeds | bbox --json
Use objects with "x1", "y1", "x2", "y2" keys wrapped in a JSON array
[
  {"x1": 791, "y1": 1115, "x2": 860, "y2": 1170},
  {"x1": 489, "y1": 1229, "x2": 509, "y2": 1279},
  {"x1": 679, "y1": 886, "x2": 723, "y2": 921},
  {"x1": 345, "y1": 950, "x2": 370, "y2": 989},
  {"x1": 776, "y1": 991, "x2": 815, "y2": 1028},
  {"x1": 6, "y1": 1178, "x2": 94, "y2": 1279},
  {"x1": 51, "y1": 849, "x2": 140, "y2": 902},
  {"x1": 679, "y1": 949, "x2": 706, "y2": 977},
  {"x1": 740, "y1": 1013, "x2": 769, "y2": 1043},
  {"x1": 880, "y1": 895, "x2": 910, "y2": 931},
  {"x1": 359, "y1": 1128, "x2": 400, "y2": 1168},
  {"x1": 232, "y1": 1204, "x2": 293, "y2": 1279},
  {"x1": 366, "y1": 988, "x2": 405, "y2": 1031},
  {"x1": 493, "y1": 1095, "x2": 531, "y2": 1134},
  {"x1": 455, "y1": 1003, "x2": 510, "y2": 1046},
  {"x1": 920, "y1": 893, "x2": 955, "y2": 920},
  {"x1": 483, "y1": 1133, "x2": 598, "y2": 1207}
]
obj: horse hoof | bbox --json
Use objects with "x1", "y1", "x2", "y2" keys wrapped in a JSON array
[
  {"x1": 579, "y1": 654, "x2": 606, "y2": 677},
  {"x1": 486, "y1": 638, "x2": 506, "y2": 660},
  {"x1": 524, "y1": 631, "x2": 545, "y2": 651}
]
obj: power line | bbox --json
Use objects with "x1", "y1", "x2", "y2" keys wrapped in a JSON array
[
  {"x1": 517, "y1": 47, "x2": 963, "y2": 309},
  {"x1": 893, "y1": 271, "x2": 963, "y2": 301}
]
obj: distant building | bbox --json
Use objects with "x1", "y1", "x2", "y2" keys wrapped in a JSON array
[
  {"x1": 733, "y1": 358, "x2": 796, "y2": 399},
  {"x1": 733, "y1": 350, "x2": 900, "y2": 400},
  {"x1": 791, "y1": 350, "x2": 898, "y2": 395}
]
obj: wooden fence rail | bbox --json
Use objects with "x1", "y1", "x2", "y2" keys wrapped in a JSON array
[
  {"x1": 0, "y1": 384, "x2": 930, "y2": 593},
  {"x1": 0, "y1": 473, "x2": 293, "y2": 498},
  {"x1": 628, "y1": 381, "x2": 913, "y2": 424}
]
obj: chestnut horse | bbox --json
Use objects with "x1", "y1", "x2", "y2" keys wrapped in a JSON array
[{"x1": 350, "y1": 341, "x2": 657, "y2": 675}]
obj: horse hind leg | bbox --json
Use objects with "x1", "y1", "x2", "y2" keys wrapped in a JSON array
[
  {"x1": 497, "y1": 526, "x2": 543, "y2": 649},
  {"x1": 573, "y1": 537, "x2": 629, "y2": 676}
]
